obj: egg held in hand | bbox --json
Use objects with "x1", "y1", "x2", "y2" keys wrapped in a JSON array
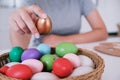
[
  {"x1": 37, "y1": 16, "x2": 52, "y2": 34},
  {"x1": 52, "y1": 58, "x2": 74, "y2": 78}
]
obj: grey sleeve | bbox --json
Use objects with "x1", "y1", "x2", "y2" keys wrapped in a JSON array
[{"x1": 81, "y1": 0, "x2": 96, "y2": 16}]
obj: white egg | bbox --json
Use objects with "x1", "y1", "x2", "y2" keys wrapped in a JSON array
[
  {"x1": 63, "y1": 53, "x2": 81, "y2": 68},
  {"x1": 5, "y1": 62, "x2": 20, "y2": 67},
  {"x1": 69, "y1": 66, "x2": 94, "y2": 77},
  {"x1": 78, "y1": 55, "x2": 94, "y2": 68},
  {"x1": 31, "y1": 72, "x2": 59, "y2": 80}
]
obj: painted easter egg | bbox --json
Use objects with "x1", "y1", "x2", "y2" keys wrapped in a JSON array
[
  {"x1": 6, "y1": 64, "x2": 33, "y2": 80},
  {"x1": 37, "y1": 16, "x2": 52, "y2": 34},
  {"x1": 63, "y1": 53, "x2": 81, "y2": 68},
  {"x1": 9, "y1": 46, "x2": 24, "y2": 62},
  {"x1": 0, "y1": 66, "x2": 9, "y2": 74},
  {"x1": 52, "y1": 58, "x2": 74, "y2": 77},
  {"x1": 40, "y1": 54, "x2": 55, "y2": 71},
  {"x1": 37, "y1": 43, "x2": 51, "y2": 55},
  {"x1": 21, "y1": 59, "x2": 43, "y2": 74},
  {"x1": 21, "y1": 48, "x2": 41, "y2": 61},
  {"x1": 55, "y1": 42, "x2": 78, "y2": 57}
]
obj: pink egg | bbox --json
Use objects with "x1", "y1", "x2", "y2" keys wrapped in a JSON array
[
  {"x1": 21, "y1": 59, "x2": 43, "y2": 74},
  {"x1": 63, "y1": 53, "x2": 81, "y2": 68}
]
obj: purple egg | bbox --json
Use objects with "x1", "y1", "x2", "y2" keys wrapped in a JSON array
[{"x1": 21, "y1": 48, "x2": 42, "y2": 61}]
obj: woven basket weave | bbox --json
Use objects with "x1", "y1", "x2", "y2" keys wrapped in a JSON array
[{"x1": 0, "y1": 48, "x2": 104, "y2": 80}]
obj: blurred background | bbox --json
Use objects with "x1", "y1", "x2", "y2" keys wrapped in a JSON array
[{"x1": 0, "y1": 0, "x2": 120, "y2": 50}]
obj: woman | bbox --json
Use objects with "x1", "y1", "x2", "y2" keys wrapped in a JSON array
[{"x1": 9, "y1": 0, "x2": 108, "y2": 49}]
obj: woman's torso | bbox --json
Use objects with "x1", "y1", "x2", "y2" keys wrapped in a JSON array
[{"x1": 17, "y1": 0, "x2": 83, "y2": 35}]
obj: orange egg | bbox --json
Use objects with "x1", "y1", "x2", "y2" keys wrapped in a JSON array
[{"x1": 37, "y1": 16, "x2": 52, "y2": 34}]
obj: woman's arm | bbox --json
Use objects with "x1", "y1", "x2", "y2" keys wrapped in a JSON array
[{"x1": 42, "y1": 9, "x2": 108, "y2": 47}]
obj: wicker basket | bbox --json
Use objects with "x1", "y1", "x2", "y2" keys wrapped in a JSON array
[{"x1": 0, "y1": 48, "x2": 104, "y2": 80}]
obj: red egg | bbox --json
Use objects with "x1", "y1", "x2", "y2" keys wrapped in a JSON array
[
  {"x1": 0, "y1": 66, "x2": 9, "y2": 74},
  {"x1": 52, "y1": 58, "x2": 74, "y2": 77},
  {"x1": 6, "y1": 64, "x2": 33, "y2": 80}
]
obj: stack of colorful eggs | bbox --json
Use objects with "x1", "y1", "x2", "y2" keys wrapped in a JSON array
[{"x1": 0, "y1": 42, "x2": 95, "y2": 80}]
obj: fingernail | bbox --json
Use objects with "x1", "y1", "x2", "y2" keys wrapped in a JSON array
[
  {"x1": 41, "y1": 14, "x2": 47, "y2": 18},
  {"x1": 34, "y1": 33, "x2": 40, "y2": 38}
]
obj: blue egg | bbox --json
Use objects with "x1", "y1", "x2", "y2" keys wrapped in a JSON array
[{"x1": 37, "y1": 43, "x2": 51, "y2": 55}]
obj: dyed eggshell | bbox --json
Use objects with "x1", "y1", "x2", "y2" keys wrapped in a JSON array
[
  {"x1": 79, "y1": 55, "x2": 94, "y2": 68},
  {"x1": 9, "y1": 46, "x2": 24, "y2": 62},
  {"x1": 55, "y1": 42, "x2": 78, "y2": 57},
  {"x1": 5, "y1": 62, "x2": 20, "y2": 67},
  {"x1": 21, "y1": 59, "x2": 43, "y2": 74},
  {"x1": 40, "y1": 54, "x2": 55, "y2": 71},
  {"x1": 69, "y1": 66, "x2": 94, "y2": 77},
  {"x1": 37, "y1": 16, "x2": 52, "y2": 34},
  {"x1": 63, "y1": 53, "x2": 81, "y2": 68},
  {"x1": 21, "y1": 48, "x2": 41, "y2": 61},
  {"x1": 6, "y1": 64, "x2": 33, "y2": 80},
  {"x1": 37, "y1": 43, "x2": 51, "y2": 55},
  {"x1": 31, "y1": 72, "x2": 59, "y2": 80},
  {"x1": 0, "y1": 66, "x2": 9, "y2": 74},
  {"x1": 52, "y1": 58, "x2": 74, "y2": 77}
]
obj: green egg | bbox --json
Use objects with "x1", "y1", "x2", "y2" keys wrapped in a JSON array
[
  {"x1": 9, "y1": 46, "x2": 24, "y2": 62},
  {"x1": 55, "y1": 42, "x2": 78, "y2": 57},
  {"x1": 40, "y1": 54, "x2": 56, "y2": 72}
]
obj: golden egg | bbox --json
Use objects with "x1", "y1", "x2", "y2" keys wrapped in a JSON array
[{"x1": 37, "y1": 16, "x2": 52, "y2": 35}]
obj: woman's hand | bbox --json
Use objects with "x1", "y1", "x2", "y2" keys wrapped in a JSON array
[
  {"x1": 42, "y1": 34, "x2": 64, "y2": 47},
  {"x1": 9, "y1": 5, "x2": 47, "y2": 38}
]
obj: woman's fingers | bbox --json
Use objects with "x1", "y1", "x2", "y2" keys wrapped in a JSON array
[
  {"x1": 19, "y1": 9, "x2": 39, "y2": 38},
  {"x1": 9, "y1": 5, "x2": 47, "y2": 38},
  {"x1": 9, "y1": 17, "x2": 25, "y2": 35},
  {"x1": 31, "y1": 14, "x2": 39, "y2": 24},
  {"x1": 12, "y1": 13, "x2": 31, "y2": 34},
  {"x1": 25, "y1": 5, "x2": 47, "y2": 18}
]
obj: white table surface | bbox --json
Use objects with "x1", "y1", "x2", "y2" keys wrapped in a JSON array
[
  {"x1": 0, "y1": 36, "x2": 120, "y2": 80},
  {"x1": 76, "y1": 36, "x2": 120, "y2": 80}
]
